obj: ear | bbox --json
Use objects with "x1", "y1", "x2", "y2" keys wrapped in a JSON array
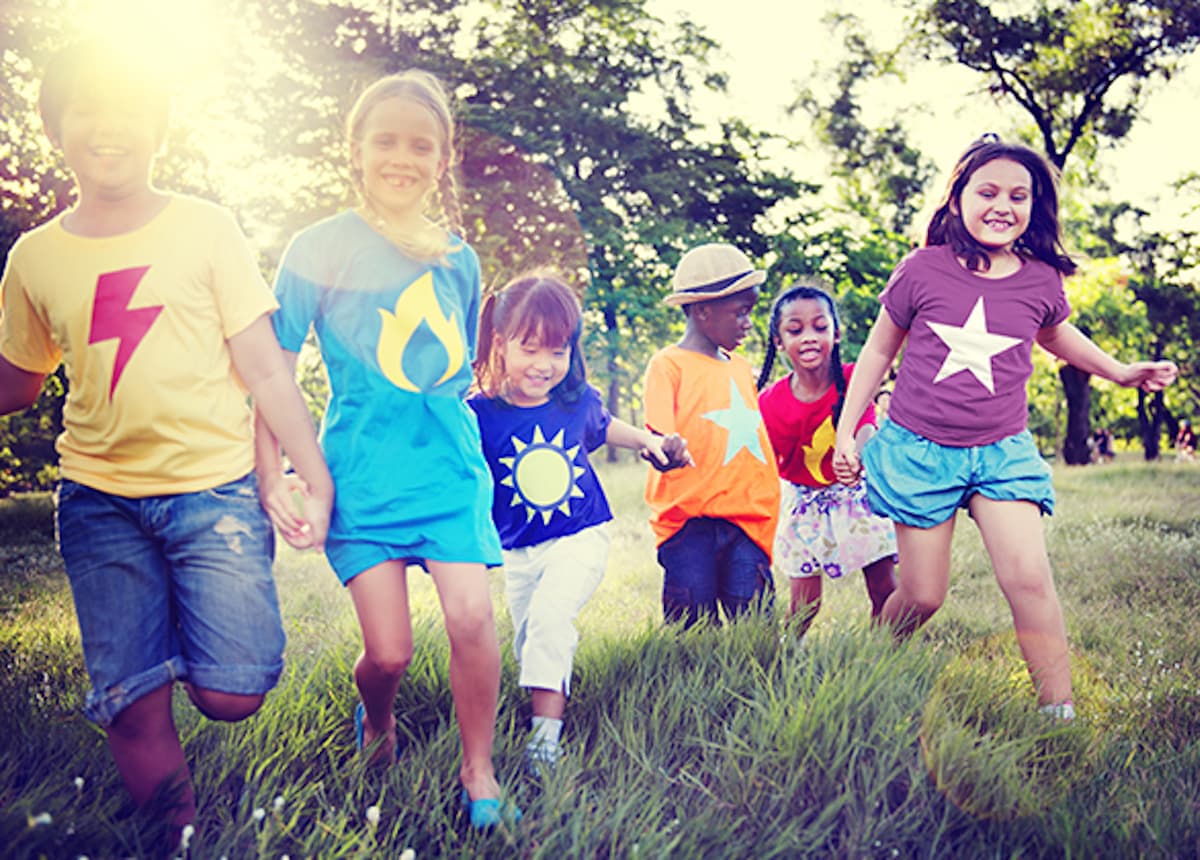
[{"x1": 349, "y1": 140, "x2": 363, "y2": 175}]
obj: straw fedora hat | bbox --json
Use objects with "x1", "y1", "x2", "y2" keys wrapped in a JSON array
[{"x1": 663, "y1": 243, "x2": 766, "y2": 307}]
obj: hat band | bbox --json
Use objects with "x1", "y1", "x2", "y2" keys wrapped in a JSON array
[{"x1": 678, "y1": 270, "x2": 753, "y2": 295}]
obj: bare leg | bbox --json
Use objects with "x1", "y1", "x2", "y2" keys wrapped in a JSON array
[
  {"x1": 347, "y1": 560, "x2": 413, "y2": 762},
  {"x1": 428, "y1": 561, "x2": 502, "y2": 801},
  {"x1": 106, "y1": 683, "x2": 195, "y2": 829},
  {"x1": 880, "y1": 518, "x2": 954, "y2": 638},
  {"x1": 787, "y1": 577, "x2": 822, "y2": 637},
  {"x1": 531, "y1": 686, "x2": 566, "y2": 720},
  {"x1": 862, "y1": 556, "x2": 897, "y2": 622},
  {"x1": 185, "y1": 687, "x2": 266, "y2": 722},
  {"x1": 969, "y1": 497, "x2": 1073, "y2": 706}
]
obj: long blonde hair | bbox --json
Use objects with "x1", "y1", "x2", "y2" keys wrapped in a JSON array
[{"x1": 346, "y1": 70, "x2": 464, "y2": 261}]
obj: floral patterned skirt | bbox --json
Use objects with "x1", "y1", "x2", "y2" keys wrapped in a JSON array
[{"x1": 773, "y1": 478, "x2": 897, "y2": 579}]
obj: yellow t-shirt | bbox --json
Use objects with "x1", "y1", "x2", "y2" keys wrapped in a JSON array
[
  {"x1": 643, "y1": 345, "x2": 780, "y2": 559},
  {"x1": 0, "y1": 195, "x2": 277, "y2": 496}
]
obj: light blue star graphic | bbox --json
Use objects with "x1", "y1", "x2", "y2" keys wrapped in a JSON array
[
  {"x1": 702, "y1": 378, "x2": 767, "y2": 465},
  {"x1": 927, "y1": 296, "x2": 1022, "y2": 393}
]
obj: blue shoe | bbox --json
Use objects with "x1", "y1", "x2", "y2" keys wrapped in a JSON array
[
  {"x1": 354, "y1": 702, "x2": 400, "y2": 760},
  {"x1": 460, "y1": 788, "x2": 522, "y2": 830}
]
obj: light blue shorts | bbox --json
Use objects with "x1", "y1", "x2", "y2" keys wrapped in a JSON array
[
  {"x1": 55, "y1": 474, "x2": 285, "y2": 726},
  {"x1": 861, "y1": 421, "x2": 1055, "y2": 529}
]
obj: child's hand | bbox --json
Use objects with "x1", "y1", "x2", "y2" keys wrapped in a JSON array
[
  {"x1": 260, "y1": 471, "x2": 327, "y2": 551},
  {"x1": 1123, "y1": 360, "x2": 1178, "y2": 392},
  {"x1": 641, "y1": 432, "x2": 694, "y2": 472},
  {"x1": 832, "y1": 438, "x2": 862, "y2": 485}
]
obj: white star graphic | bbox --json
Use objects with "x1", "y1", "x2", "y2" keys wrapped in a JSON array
[
  {"x1": 927, "y1": 297, "x2": 1022, "y2": 393},
  {"x1": 702, "y1": 378, "x2": 767, "y2": 465}
]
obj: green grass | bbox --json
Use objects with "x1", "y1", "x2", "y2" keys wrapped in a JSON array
[{"x1": 1, "y1": 456, "x2": 1198, "y2": 858}]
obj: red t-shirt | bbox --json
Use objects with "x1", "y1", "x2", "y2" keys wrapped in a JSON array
[{"x1": 759, "y1": 364, "x2": 876, "y2": 487}]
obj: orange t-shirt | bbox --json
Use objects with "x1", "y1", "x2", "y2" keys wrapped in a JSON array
[{"x1": 642, "y1": 346, "x2": 780, "y2": 558}]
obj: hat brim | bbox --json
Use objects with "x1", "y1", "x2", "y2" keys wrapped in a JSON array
[{"x1": 663, "y1": 270, "x2": 766, "y2": 307}]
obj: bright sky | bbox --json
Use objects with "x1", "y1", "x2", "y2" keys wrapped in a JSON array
[
  {"x1": 653, "y1": 0, "x2": 1200, "y2": 233},
  {"x1": 60, "y1": 0, "x2": 1198, "y2": 238}
]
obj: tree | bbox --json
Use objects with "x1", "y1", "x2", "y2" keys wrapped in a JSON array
[
  {"x1": 453, "y1": 0, "x2": 808, "y2": 435},
  {"x1": 912, "y1": 0, "x2": 1200, "y2": 461}
]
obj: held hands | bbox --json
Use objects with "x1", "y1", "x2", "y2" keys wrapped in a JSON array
[
  {"x1": 1121, "y1": 360, "x2": 1178, "y2": 392},
  {"x1": 258, "y1": 470, "x2": 332, "y2": 551},
  {"x1": 640, "y1": 432, "x2": 694, "y2": 472},
  {"x1": 831, "y1": 436, "x2": 862, "y2": 486}
]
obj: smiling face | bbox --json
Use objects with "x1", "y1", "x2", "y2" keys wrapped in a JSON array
[
  {"x1": 350, "y1": 95, "x2": 446, "y2": 224},
  {"x1": 500, "y1": 331, "x2": 571, "y2": 407},
  {"x1": 955, "y1": 157, "x2": 1033, "y2": 254},
  {"x1": 775, "y1": 295, "x2": 838, "y2": 375},
  {"x1": 53, "y1": 81, "x2": 164, "y2": 201}
]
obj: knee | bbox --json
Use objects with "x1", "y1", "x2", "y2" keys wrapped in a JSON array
[
  {"x1": 187, "y1": 688, "x2": 266, "y2": 722},
  {"x1": 443, "y1": 599, "x2": 495, "y2": 648},
  {"x1": 360, "y1": 645, "x2": 414, "y2": 680}
]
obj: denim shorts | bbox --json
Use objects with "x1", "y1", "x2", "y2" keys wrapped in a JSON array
[
  {"x1": 861, "y1": 421, "x2": 1055, "y2": 529},
  {"x1": 657, "y1": 517, "x2": 774, "y2": 627},
  {"x1": 55, "y1": 473, "x2": 285, "y2": 726}
]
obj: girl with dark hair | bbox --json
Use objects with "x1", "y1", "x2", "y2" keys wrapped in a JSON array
[
  {"x1": 832, "y1": 136, "x2": 1177, "y2": 720},
  {"x1": 469, "y1": 271, "x2": 689, "y2": 775},
  {"x1": 757, "y1": 285, "x2": 897, "y2": 636}
]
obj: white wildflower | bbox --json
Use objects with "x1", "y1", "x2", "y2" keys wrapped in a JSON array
[
  {"x1": 400, "y1": 849, "x2": 415, "y2": 860},
  {"x1": 73, "y1": 776, "x2": 85, "y2": 792},
  {"x1": 251, "y1": 807, "x2": 266, "y2": 823},
  {"x1": 273, "y1": 795, "x2": 285, "y2": 813},
  {"x1": 178, "y1": 824, "x2": 194, "y2": 853},
  {"x1": 365, "y1": 805, "x2": 380, "y2": 826},
  {"x1": 29, "y1": 812, "x2": 52, "y2": 827}
]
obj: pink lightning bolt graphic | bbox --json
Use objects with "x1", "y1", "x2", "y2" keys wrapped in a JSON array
[{"x1": 88, "y1": 266, "x2": 163, "y2": 399}]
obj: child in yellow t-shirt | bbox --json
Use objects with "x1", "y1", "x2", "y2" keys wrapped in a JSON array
[{"x1": 0, "y1": 39, "x2": 331, "y2": 840}]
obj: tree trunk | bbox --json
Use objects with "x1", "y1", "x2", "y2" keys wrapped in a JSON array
[
  {"x1": 1137, "y1": 389, "x2": 1165, "y2": 461},
  {"x1": 1058, "y1": 364, "x2": 1092, "y2": 465}
]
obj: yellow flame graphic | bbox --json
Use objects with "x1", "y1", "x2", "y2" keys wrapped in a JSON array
[
  {"x1": 376, "y1": 271, "x2": 464, "y2": 392},
  {"x1": 802, "y1": 415, "x2": 837, "y2": 484}
]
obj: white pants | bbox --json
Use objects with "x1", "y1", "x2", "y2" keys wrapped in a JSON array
[{"x1": 503, "y1": 523, "x2": 610, "y2": 696}]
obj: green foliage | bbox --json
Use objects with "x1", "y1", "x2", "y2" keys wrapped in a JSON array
[
  {"x1": 0, "y1": 370, "x2": 63, "y2": 495},
  {"x1": 913, "y1": 0, "x2": 1200, "y2": 167}
]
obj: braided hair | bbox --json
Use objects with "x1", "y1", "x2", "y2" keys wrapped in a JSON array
[
  {"x1": 756, "y1": 283, "x2": 848, "y2": 424},
  {"x1": 345, "y1": 69, "x2": 462, "y2": 261}
]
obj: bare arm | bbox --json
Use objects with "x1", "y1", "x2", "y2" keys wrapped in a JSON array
[
  {"x1": 833, "y1": 309, "x2": 907, "y2": 483},
  {"x1": 228, "y1": 315, "x2": 332, "y2": 550},
  {"x1": 0, "y1": 354, "x2": 47, "y2": 416},
  {"x1": 1036, "y1": 322, "x2": 1178, "y2": 391}
]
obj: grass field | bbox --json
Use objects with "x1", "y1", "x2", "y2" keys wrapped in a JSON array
[{"x1": 1, "y1": 456, "x2": 1198, "y2": 858}]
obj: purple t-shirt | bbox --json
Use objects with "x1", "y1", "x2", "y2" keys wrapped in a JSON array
[{"x1": 884, "y1": 245, "x2": 1071, "y2": 446}]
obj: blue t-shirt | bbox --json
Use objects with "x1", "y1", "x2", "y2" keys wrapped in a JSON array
[
  {"x1": 272, "y1": 211, "x2": 501, "y2": 567},
  {"x1": 469, "y1": 386, "x2": 614, "y2": 550}
]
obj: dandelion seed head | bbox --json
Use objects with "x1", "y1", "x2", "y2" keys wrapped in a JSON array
[
  {"x1": 400, "y1": 849, "x2": 415, "y2": 860},
  {"x1": 252, "y1": 807, "x2": 266, "y2": 823},
  {"x1": 366, "y1": 805, "x2": 381, "y2": 826},
  {"x1": 74, "y1": 776, "x2": 85, "y2": 791},
  {"x1": 273, "y1": 795, "x2": 285, "y2": 812}
]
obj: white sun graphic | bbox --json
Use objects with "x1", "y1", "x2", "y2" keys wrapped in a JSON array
[{"x1": 499, "y1": 424, "x2": 587, "y2": 524}]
